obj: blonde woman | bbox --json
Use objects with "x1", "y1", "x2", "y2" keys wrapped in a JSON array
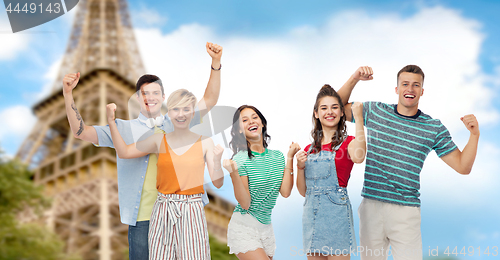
[{"x1": 106, "y1": 89, "x2": 224, "y2": 260}]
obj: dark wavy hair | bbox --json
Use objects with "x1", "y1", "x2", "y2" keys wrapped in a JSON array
[
  {"x1": 229, "y1": 105, "x2": 271, "y2": 159},
  {"x1": 310, "y1": 84, "x2": 347, "y2": 153}
]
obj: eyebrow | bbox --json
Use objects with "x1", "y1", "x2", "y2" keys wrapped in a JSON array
[
  {"x1": 401, "y1": 81, "x2": 420, "y2": 84},
  {"x1": 241, "y1": 113, "x2": 257, "y2": 119}
]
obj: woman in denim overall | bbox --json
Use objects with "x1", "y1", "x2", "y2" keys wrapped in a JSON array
[{"x1": 296, "y1": 85, "x2": 366, "y2": 260}]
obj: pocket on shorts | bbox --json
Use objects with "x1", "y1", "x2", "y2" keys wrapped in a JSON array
[{"x1": 327, "y1": 190, "x2": 348, "y2": 205}]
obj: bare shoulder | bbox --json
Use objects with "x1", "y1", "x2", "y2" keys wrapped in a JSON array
[{"x1": 201, "y1": 136, "x2": 214, "y2": 146}]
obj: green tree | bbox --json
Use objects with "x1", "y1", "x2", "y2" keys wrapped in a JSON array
[
  {"x1": 0, "y1": 149, "x2": 80, "y2": 260},
  {"x1": 209, "y1": 234, "x2": 238, "y2": 260}
]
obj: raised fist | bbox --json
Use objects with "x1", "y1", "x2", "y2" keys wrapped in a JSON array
[
  {"x1": 351, "y1": 102, "x2": 364, "y2": 120},
  {"x1": 206, "y1": 42, "x2": 223, "y2": 60},
  {"x1": 296, "y1": 150, "x2": 307, "y2": 169},
  {"x1": 352, "y1": 66, "x2": 373, "y2": 81},
  {"x1": 460, "y1": 114, "x2": 479, "y2": 136},
  {"x1": 223, "y1": 159, "x2": 238, "y2": 174},
  {"x1": 63, "y1": 72, "x2": 80, "y2": 94},
  {"x1": 287, "y1": 142, "x2": 301, "y2": 159},
  {"x1": 213, "y1": 144, "x2": 224, "y2": 162},
  {"x1": 106, "y1": 103, "x2": 117, "y2": 123}
]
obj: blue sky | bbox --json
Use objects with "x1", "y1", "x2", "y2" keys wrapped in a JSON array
[{"x1": 1, "y1": 0, "x2": 499, "y2": 259}]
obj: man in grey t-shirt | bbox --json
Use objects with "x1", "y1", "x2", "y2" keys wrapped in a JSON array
[{"x1": 337, "y1": 65, "x2": 479, "y2": 260}]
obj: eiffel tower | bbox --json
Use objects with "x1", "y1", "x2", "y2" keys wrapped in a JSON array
[{"x1": 16, "y1": 0, "x2": 234, "y2": 259}]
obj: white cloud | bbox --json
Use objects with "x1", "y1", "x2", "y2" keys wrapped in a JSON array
[
  {"x1": 420, "y1": 140, "x2": 500, "y2": 206},
  {"x1": 21, "y1": 56, "x2": 62, "y2": 101},
  {"x1": 0, "y1": 105, "x2": 37, "y2": 140},
  {"x1": 0, "y1": 16, "x2": 30, "y2": 60},
  {"x1": 40, "y1": 57, "x2": 62, "y2": 98},
  {"x1": 132, "y1": 5, "x2": 168, "y2": 28}
]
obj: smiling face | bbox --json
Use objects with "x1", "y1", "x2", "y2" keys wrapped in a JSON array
[
  {"x1": 314, "y1": 96, "x2": 344, "y2": 130},
  {"x1": 167, "y1": 103, "x2": 195, "y2": 129},
  {"x1": 136, "y1": 82, "x2": 165, "y2": 118},
  {"x1": 239, "y1": 108, "x2": 264, "y2": 141},
  {"x1": 396, "y1": 72, "x2": 424, "y2": 110}
]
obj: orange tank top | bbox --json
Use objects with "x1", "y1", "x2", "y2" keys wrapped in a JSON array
[{"x1": 157, "y1": 135, "x2": 205, "y2": 195}]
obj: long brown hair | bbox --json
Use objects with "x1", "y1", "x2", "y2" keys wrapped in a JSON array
[
  {"x1": 229, "y1": 105, "x2": 271, "y2": 159},
  {"x1": 310, "y1": 84, "x2": 347, "y2": 153}
]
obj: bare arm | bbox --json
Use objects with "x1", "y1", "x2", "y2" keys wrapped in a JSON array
[
  {"x1": 62, "y1": 73, "x2": 98, "y2": 144},
  {"x1": 224, "y1": 159, "x2": 251, "y2": 210},
  {"x1": 204, "y1": 138, "x2": 224, "y2": 189},
  {"x1": 440, "y1": 115, "x2": 479, "y2": 175},
  {"x1": 106, "y1": 103, "x2": 159, "y2": 159},
  {"x1": 337, "y1": 66, "x2": 373, "y2": 106},
  {"x1": 296, "y1": 150, "x2": 307, "y2": 197},
  {"x1": 348, "y1": 102, "x2": 367, "y2": 163},
  {"x1": 198, "y1": 42, "x2": 223, "y2": 118},
  {"x1": 280, "y1": 143, "x2": 300, "y2": 198}
]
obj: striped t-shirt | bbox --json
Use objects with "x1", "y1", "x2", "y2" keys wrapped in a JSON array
[
  {"x1": 232, "y1": 149, "x2": 285, "y2": 225},
  {"x1": 354, "y1": 102, "x2": 457, "y2": 207}
]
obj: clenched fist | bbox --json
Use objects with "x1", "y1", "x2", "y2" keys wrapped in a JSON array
[
  {"x1": 223, "y1": 159, "x2": 238, "y2": 175},
  {"x1": 213, "y1": 144, "x2": 224, "y2": 162},
  {"x1": 296, "y1": 150, "x2": 307, "y2": 170},
  {"x1": 352, "y1": 66, "x2": 373, "y2": 81},
  {"x1": 206, "y1": 42, "x2": 223, "y2": 61},
  {"x1": 460, "y1": 114, "x2": 479, "y2": 136},
  {"x1": 106, "y1": 103, "x2": 117, "y2": 124},
  {"x1": 287, "y1": 142, "x2": 301, "y2": 159},
  {"x1": 351, "y1": 102, "x2": 363, "y2": 121},
  {"x1": 63, "y1": 72, "x2": 80, "y2": 94}
]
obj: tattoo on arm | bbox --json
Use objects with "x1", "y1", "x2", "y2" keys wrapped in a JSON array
[{"x1": 71, "y1": 101, "x2": 85, "y2": 136}]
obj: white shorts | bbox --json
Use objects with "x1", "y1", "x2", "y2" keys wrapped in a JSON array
[
  {"x1": 358, "y1": 198, "x2": 422, "y2": 260},
  {"x1": 227, "y1": 212, "x2": 276, "y2": 257}
]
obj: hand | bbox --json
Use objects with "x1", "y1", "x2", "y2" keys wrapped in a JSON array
[
  {"x1": 460, "y1": 114, "x2": 479, "y2": 136},
  {"x1": 206, "y1": 42, "x2": 223, "y2": 61},
  {"x1": 296, "y1": 150, "x2": 307, "y2": 169},
  {"x1": 106, "y1": 103, "x2": 117, "y2": 124},
  {"x1": 223, "y1": 159, "x2": 238, "y2": 174},
  {"x1": 213, "y1": 144, "x2": 224, "y2": 161},
  {"x1": 351, "y1": 102, "x2": 363, "y2": 120},
  {"x1": 63, "y1": 72, "x2": 80, "y2": 94},
  {"x1": 352, "y1": 66, "x2": 373, "y2": 81},
  {"x1": 287, "y1": 142, "x2": 301, "y2": 159}
]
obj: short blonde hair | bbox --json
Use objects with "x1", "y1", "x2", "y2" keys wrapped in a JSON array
[{"x1": 166, "y1": 89, "x2": 197, "y2": 111}]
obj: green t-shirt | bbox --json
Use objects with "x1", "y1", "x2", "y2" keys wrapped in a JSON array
[{"x1": 233, "y1": 149, "x2": 285, "y2": 225}]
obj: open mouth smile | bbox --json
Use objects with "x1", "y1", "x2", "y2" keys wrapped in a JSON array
[{"x1": 248, "y1": 125, "x2": 258, "y2": 132}]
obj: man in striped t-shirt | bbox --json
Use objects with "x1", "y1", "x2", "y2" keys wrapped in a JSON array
[{"x1": 338, "y1": 65, "x2": 480, "y2": 260}]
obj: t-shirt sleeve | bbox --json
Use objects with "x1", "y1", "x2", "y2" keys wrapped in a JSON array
[
  {"x1": 432, "y1": 122, "x2": 457, "y2": 157},
  {"x1": 232, "y1": 153, "x2": 248, "y2": 177},
  {"x1": 351, "y1": 101, "x2": 373, "y2": 126},
  {"x1": 93, "y1": 124, "x2": 114, "y2": 148},
  {"x1": 304, "y1": 144, "x2": 312, "y2": 153}
]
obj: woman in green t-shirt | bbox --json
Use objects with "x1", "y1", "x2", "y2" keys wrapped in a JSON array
[{"x1": 223, "y1": 105, "x2": 300, "y2": 260}]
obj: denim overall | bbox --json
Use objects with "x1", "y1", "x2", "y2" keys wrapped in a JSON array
[{"x1": 302, "y1": 142, "x2": 357, "y2": 255}]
